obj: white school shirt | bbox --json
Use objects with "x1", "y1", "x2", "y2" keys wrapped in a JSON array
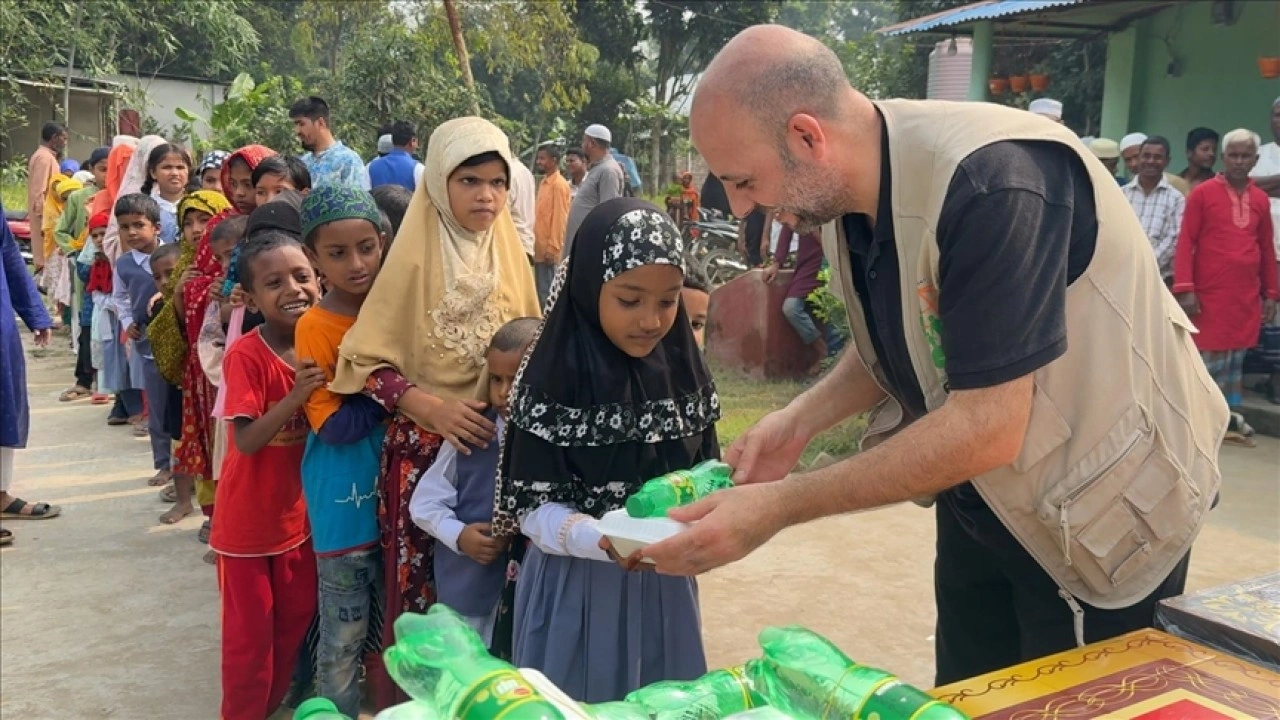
[{"x1": 1249, "y1": 141, "x2": 1280, "y2": 257}]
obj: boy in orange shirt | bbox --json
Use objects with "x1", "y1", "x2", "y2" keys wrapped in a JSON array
[
  {"x1": 210, "y1": 231, "x2": 324, "y2": 720},
  {"x1": 294, "y1": 185, "x2": 389, "y2": 717}
]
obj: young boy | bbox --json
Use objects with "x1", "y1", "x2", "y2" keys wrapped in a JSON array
[
  {"x1": 682, "y1": 272, "x2": 711, "y2": 351},
  {"x1": 209, "y1": 230, "x2": 323, "y2": 720},
  {"x1": 111, "y1": 193, "x2": 174, "y2": 482},
  {"x1": 77, "y1": 211, "x2": 112, "y2": 404},
  {"x1": 410, "y1": 316, "x2": 540, "y2": 647},
  {"x1": 253, "y1": 155, "x2": 313, "y2": 207},
  {"x1": 294, "y1": 186, "x2": 390, "y2": 717}
]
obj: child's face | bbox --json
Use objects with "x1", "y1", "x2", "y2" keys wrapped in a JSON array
[
  {"x1": 448, "y1": 159, "x2": 508, "y2": 233},
  {"x1": 151, "y1": 152, "x2": 189, "y2": 197},
  {"x1": 88, "y1": 226, "x2": 106, "y2": 248},
  {"x1": 254, "y1": 173, "x2": 295, "y2": 206},
  {"x1": 211, "y1": 235, "x2": 239, "y2": 275},
  {"x1": 308, "y1": 218, "x2": 384, "y2": 297},
  {"x1": 243, "y1": 245, "x2": 320, "y2": 331},
  {"x1": 226, "y1": 159, "x2": 256, "y2": 214},
  {"x1": 118, "y1": 213, "x2": 160, "y2": 254},
  {"x1": 486, "y1": 348, "x2": 524, "y2": 418},
  {"x1": 681, "y1": 287, "x2": 709, "y2": 351},
  {"x1": 151, "y1": 253, "x2": 178, "y2": 292},
  {"x1": 598, "y1": 264, "x2": 684, "y2": 359},
  {"x1": 201, "y1": 168, "x2": 221, "y2": 191},
  {"x1": 182, "y1": 209, "x2": 213, "y2": 246},
  {"x1": 91, "y1": 159, "x2": 109, "y2": 188}
]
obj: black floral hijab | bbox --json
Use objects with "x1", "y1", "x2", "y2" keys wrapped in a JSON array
[{"x1": 491, "y1": 198, "x2": 720, "y2": 536}]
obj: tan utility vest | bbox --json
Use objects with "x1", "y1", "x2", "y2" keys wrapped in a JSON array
[{"x1": 821, "y1": 100, "x2": 1229, "y2": 611}]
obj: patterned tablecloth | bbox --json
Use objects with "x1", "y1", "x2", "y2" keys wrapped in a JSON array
[
  {"x1": 930, "y1": 629, "x2": 1280, "y2": 719},
  {"x1": 1156, "y1": 573, "x2": 1280, "y2": 671}
]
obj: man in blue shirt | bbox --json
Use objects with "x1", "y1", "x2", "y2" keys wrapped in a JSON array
[
  {"x1": 367, "y1": 121, "x2": 424, "y2": 191},
  {"x1": 290, "y1": 96, "x2": 370, "y2": 190}
]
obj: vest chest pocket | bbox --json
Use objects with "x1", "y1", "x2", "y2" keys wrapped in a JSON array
[{"x1": 1039, "y1": 405, "x2": 1195, "y2": 594}]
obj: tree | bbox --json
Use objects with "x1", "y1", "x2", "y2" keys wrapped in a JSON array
[
  {"x1": 442, "y1": 0, "x2": 481, "y2": 115},
  {"x1": 572, "y1": 0, "x2": 650, "y2": 152},
  {"x1": 642, "y1": 0, "x2": 779, "y2": 189}
]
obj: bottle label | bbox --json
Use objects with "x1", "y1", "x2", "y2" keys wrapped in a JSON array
[
  {"x1": 666, "y1": 470, "x2": 697, "y2": 505},
  {"x1": 456, "y1": 669, "x2": 559, "y2": 719}
]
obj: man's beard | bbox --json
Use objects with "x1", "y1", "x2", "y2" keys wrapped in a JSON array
[
  {"x1": 299, "y1": 138, "x2": 315, "y2": 152},
  {"x1": 777, "y1": 152, "x2": 851, "y2": 233}
]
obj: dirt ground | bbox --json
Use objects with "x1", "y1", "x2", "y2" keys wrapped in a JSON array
[{"x1": 2, "y1": 341, "x2": 1278, "y2": 719}]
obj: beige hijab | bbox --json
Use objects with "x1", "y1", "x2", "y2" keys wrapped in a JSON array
[{"x1": 331, "y1": 117, "x2": 541, "y2": 402}]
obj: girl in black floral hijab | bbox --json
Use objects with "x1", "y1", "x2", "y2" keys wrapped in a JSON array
[{"x1": 491, "y1": 197, "x2": 720, "y2": 702}]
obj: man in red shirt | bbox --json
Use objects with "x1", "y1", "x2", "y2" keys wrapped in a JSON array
[{"x1": 1173, "y1": 128, "x2": 1279, "y2": 445}]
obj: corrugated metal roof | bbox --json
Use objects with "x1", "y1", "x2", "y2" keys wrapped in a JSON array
[{"x1": 880, "y1": 0, "x2": 1085, "y2": 36}]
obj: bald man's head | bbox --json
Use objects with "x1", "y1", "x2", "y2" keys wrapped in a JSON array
[{"x1": 693, "y1": 25, "x2": 850, "y2": 147}]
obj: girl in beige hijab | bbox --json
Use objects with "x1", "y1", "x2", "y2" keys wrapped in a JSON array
[{"x1": 330, "y1": 117, "x2": 539, "y2": 702}]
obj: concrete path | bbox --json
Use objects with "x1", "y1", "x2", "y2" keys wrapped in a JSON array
[{"x1": 3, "y1": 340, "x2": 1277, "y2": 719}]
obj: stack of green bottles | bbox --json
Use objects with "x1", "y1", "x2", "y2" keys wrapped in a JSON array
[
  {"x1": 625, "y1": 460, "x2": 735, "y2": 518},
  {"x1": 378, "y1": 604, "x2": 969, "y2": 720}
]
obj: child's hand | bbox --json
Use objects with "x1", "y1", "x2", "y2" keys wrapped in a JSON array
[
  {"x1": 228, "y1": 283, "x2": 246, "y2": 308},
  {"x1": 599, "y1": 537, "x2": 653, "y2": 573},
  {"x1": 289, "y1": 359, "x2": 327, "y2": 404},
  {"x1": 174, "y1": 268, "x2": 199, "y2": 295},
  {"x1": 126, "y1": 323, "x2": 142, "y2": 340},
  {"x1": 422, "y1": 399, "x2": 496, "y2": 455},
  {"x1": 458, "y1": 523, "x2": 506, "y2": 565}
]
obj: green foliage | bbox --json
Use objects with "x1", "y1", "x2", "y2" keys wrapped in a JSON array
[
  {"x1": 184, "y1": 72, "x2": 303, "y2": 155},
  {"x1": 807, "y1": 266, "x2": 851, "y2": 342}
]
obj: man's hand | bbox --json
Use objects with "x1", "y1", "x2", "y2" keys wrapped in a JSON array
[
  {"x1": 1266, "y1": 299, "x2": 1278, "y2": 324},
  {"x1": 1177, "y1": 292, "x2": 1200, "y2": 316},
  {"x1": 723, "y1": 408, "x2": 812, "y2": 484},
  {"x1": 641, "y1": 482, "x2": 792, "y2": 575},
  {"x1": 126, "y1": 323, "x2": 142, "y2": 340},
  {"x1": 33, "y1": 328, "x2": 52, "y2": 347},
  {"x1": 459, "y1": 522, "x2": 506, "y2": 565},
  {"x1": 762, "y1": 265, "x2": 779, "y2": 284}
]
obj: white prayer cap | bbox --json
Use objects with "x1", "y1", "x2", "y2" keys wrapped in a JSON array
[
  {"x1": 1028, "y1": 98, "x2": 1063, "y2": 120},
  {"x1": 584, "y1": 124, "x2": 612, "y2": 143},
  {"x1": 1089, "y1": 138, "x2": 1120, "y2": 160},
  {"x1": 72, "y1": 170, "x2": 95, "y2": 185},
  {"x1": 376, "y1": 134, "x2": 393, "y2": 154},
  {"x1": 1119, "y1": 133, "x2": 1148, "y2": 152}
]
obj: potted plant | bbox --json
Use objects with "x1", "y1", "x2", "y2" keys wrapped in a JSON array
[
  {"x1": 1009, "y1": 74, "x2": 1029, "y2": 93},
  {"x1": 1030, "y1": 69, "x2": 1051, "y2": 91},
  {"x1": 988, "y1": 76, "x2": 1010, "y2": 96},
  {"x1": 1260, "y1": 56, "x2": 1280, "y2": 79}
]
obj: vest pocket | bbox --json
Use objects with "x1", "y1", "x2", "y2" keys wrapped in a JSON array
[{"x1": 1040, "y1": 405, "x2": 1191, "y2": 594}]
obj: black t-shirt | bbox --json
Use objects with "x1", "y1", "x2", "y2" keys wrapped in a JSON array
[
  {"x1": 743, "y1": 209, "x2": 767, "y2": 266},
  {"x1": 842, "y1": 127, "x2": 1097, "y2": 421}
]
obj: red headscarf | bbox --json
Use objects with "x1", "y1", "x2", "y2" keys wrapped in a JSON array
[{"x1": 173, "y1": 145, "x2": 276, "y2": 482}]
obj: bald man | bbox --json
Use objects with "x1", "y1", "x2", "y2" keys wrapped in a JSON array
[{"x1": 640, "y1": 25, "x2": 1227, "y2": 684}]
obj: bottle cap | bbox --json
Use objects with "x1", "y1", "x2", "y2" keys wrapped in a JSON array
[
  {"x1": 295, "y1": 697, "x2": 347, "y2": 719},
  {"x1": 625, "y1": 494, "x2": 656, "y2": 518}
]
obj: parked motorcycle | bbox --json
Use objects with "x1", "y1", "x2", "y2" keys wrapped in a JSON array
[
  {"x1": 681, "y1": 208, "x2": 746, "y2": 286},
  {"x1": 4, "y1": 207, "x2": 34, "y2": 265}
]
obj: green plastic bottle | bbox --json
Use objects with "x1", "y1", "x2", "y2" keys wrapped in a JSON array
[
  {"x1": 383, "y1": 605, "x2": 567, "y2": 720},
  {"x1": 625, "y1": 460, "x2": 735, "y2": 518},
  {"x1": 373, "y1": 701, "x2": 446, "y2": 720},
  {"x1": 623, "y1": 665, "x2": 763, "y2": 719},
  {"x1": 294, "y1": 697, "x2": 352, "y2": 720},
  {"x1": 583, "y1": 701, "x2": 655, "y2": 719},
  {"x1": 749, "y1": 627, "x2": 970, "y2": 720}
]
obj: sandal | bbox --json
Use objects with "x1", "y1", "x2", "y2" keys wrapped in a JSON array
[
  {"x1": 1, "y1": 498, "x2": 61, "y2": 520},
  {"x1": 133, "y1": 424, "x2": 150, "y2": 438},
  {"x1": 158, "y1": 484, "x2": 178, "y2": 502},
  {"x1": 198, "y1": 519, "x2": 211, "y2": 544},
  {"x1": 0, "y1": 528, "x2": 11, "y2": 546},
  {"x1": 107, "y1": 416, "x2": 129, "y2": 426},
  {"x1": 203, "y1": 549, "x2": 218, "y2": 565},
  {"x1": 59, "y1": 385, "x2": 92, "y2": 402},
  {"x1": 91, "y1": 393, "x2": 110, "y2": 405}
]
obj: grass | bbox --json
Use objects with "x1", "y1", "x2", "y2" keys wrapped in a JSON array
[
  {"x1": 2, "y1": 181, "x2": 26, "y2": 211},
  {"x1": 710, "y1": 362, "x2": 867, "y2": 469}
]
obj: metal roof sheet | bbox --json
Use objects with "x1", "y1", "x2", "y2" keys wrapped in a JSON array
[{"x1": 880, "y1": 0, "x2": 1085, "y2": 36}]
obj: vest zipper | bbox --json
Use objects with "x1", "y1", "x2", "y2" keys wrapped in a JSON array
[
  {"x1": 1057, "y1": 588, "x2": 1087, "y2": 647},
  {"x1": 1057, "y1": 431, "x2": 1143, "y2": 567}
]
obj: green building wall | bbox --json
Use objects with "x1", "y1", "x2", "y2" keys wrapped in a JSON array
[{"x1": 1103, "y1": 1, "x2": 1279, "y2": 158}]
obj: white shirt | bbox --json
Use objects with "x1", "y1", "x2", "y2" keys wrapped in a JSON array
[
  {"x1": 1122, "y1": 176, "x2": 1185, "y2": 278},
  {"x1": 1249, "y1": 141, "x2": 1280, "y2": 256},
  {"x1": 508, "y1": 161, "x2": 537, "y2": 257}
]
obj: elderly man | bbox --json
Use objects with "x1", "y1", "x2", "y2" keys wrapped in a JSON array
[
  {"x1": 1174, "y1": 129, "x2": 1278, "y2": 441},
  {"x1": 1250, "y1": 97, "x2": 1280, "y2": 404},
  {"x1": 642, "y1": 25, "x2": 1228, "y2": 684},
  {"x1": 1122, "y1": 136, "x2": 1185, "y2": 282},
  {"x1": 562, "y1": 124, "x2": 625, "y2": 254}
]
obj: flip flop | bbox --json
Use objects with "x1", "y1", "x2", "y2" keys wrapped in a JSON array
[
  {"x1": 1, "y1": 498, "x2": 61, "y2": 520},
  {"x1": 198, "y1": 519, "x2": 211, "y2": 544},
  {"x1": 59, "y1": 386, "x2": 92, "y2": 402},
  {"x1": 91, "y1": 393, "x2": 110, "y2": 405},
  {"x1": 158, "y1": 484, "x2": 177, "y2": 502},
  {"x1": 0, "y1": 528, "x2": 12, "y2": 546}
]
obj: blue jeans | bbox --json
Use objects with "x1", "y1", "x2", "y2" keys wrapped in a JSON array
[
  {"x1": 316, "y1": 547, "x2": 383, "y2": 718},
  {"x1": 782, "y1": 297, "x2": 821, "y2": 345},
  {"x1": 534, "y1": 261, "x2": 557, "y2": 308}
]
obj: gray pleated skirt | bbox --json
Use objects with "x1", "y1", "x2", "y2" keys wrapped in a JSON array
[{"x1": 512, "y1": 547, "x2": 708, "y2": 703}]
